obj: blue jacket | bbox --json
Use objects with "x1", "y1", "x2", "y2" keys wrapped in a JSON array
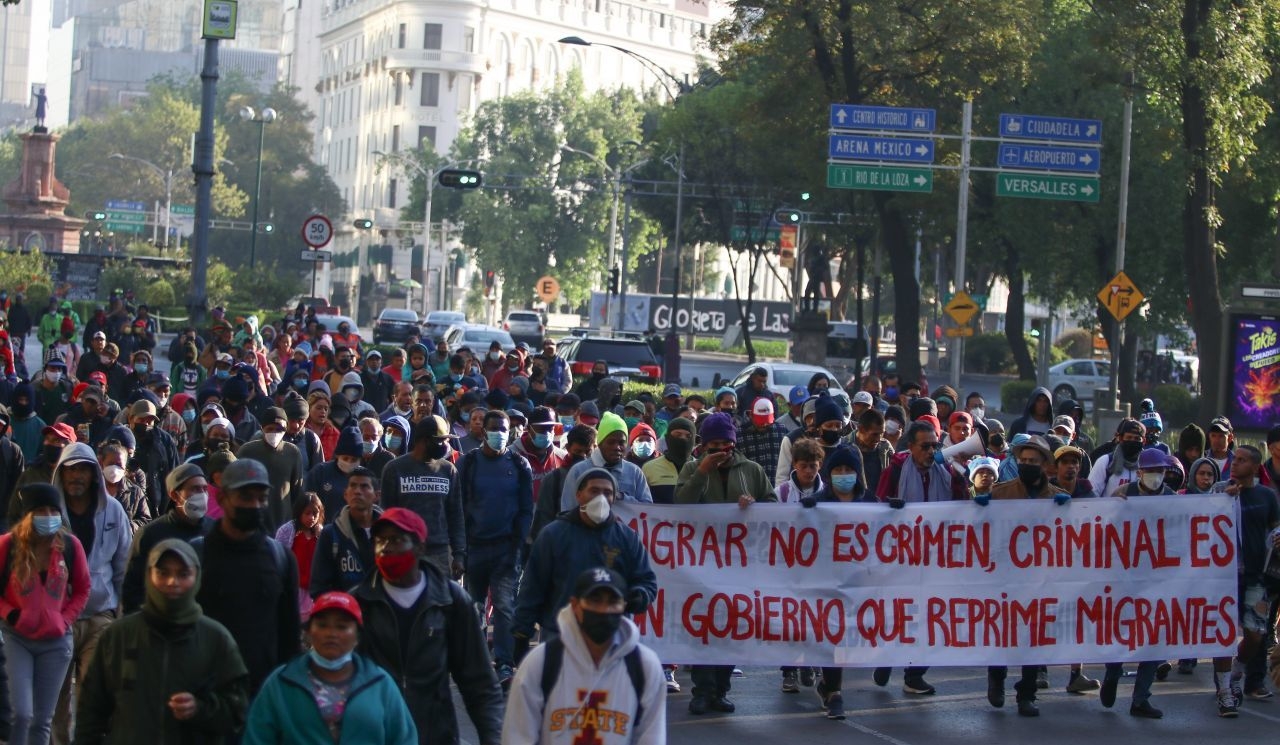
[
  {"x1": 459, "y1": 447, "x2": 533, "y2": 545},
  {"x1": 243, "y1": 653, "x2": 417, "y2": 745},
  {"x1": 309, "y1": 505, "x2": 381, "y2": 597},
  {"x1": 513, "y1": 509, "x2": 657, "y2": 639},
  {"x1": 304, "y1": 461, "x2": 351, "y2": 525}
]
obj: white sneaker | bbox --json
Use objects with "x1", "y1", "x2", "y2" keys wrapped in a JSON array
[{"x1": 664, "y1": 668, "x2": 681, "y2": 693}]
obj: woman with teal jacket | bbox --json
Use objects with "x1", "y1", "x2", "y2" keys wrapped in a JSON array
[{"x1": 243, "y1": 591, "x2": 416, "y2": 744}]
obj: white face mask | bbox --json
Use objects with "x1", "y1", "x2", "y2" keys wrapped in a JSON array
[
  {"x1": 1140, "y1": 472, "x2": 1165, "y2": 491},
  {"x1": 45, "y1": 370, "x2": 62, "y2": 384},
  {"x1": 582, "y1": 493, "x2": 611, "y2": 524},
  {"x1": 264, "y1": 432, "x2": 285, "y2": 449},
  {"x1": 336, "y1": 457, "x2": 359, "y2": 474},
  {"x1": 183, "y1": 490, "x2": 209, "y2": 520},
  {"x1": 102, "y1": 465, "x2": 125, "y2": 484},
  {"x1": 970, "y1": 407, "x2": 985, "y2": 422}
]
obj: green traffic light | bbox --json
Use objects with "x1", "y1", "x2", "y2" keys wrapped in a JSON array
[
  {"x1": 261, "y1": 223, "x2": 274, "y2": 233},
  {"x1": 354, "y1": 219, "x2": 374, "y2": 230},
  {"x1": 800, "y1": 192, "x2": 811, "y2": 201}
]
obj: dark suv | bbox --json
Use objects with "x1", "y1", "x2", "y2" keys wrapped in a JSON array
[
  {"x1": 558, "y1": 336, "x2": 662, "y2": 384},
  {"x1": 372, "y1": 308, "x2": 421, "y2": 344}
]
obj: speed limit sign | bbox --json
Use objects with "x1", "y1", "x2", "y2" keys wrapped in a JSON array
[{"x1": 301, "y1": 214, "x2": 334, "y2": 248}]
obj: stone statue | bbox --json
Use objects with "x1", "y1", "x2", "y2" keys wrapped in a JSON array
[{"x1": 34, "y1": 88, "x2": 48, "y2": 130}]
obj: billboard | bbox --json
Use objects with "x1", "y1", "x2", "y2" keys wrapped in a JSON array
[
  {"x1": 589, "y1": 292, "x2": 792, "y2": 339},
  {"x1": 1226, "y1": 313, "x2": 1280, "y2": 430}
]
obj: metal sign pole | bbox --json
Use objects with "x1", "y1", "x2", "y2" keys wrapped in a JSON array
[{"x1": 950, "y1": 100, "x2": 973, "y2": 392}]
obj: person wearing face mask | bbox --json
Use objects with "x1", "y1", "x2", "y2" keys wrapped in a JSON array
[
  {"x1": 8, "y1": 382, "x2": 47, "y2": 465},
  {"x1": 382, "y1": 381, "x2": 416, "y2": 422},
  {"x1": 237, "y1": 407, "x2": 306, "y2": 534},
  {"x1": 122, "y1": 398, "x2": 181, "y2": 518},
  {"x1": 738, "y1": 397, "x2": 787, "y2": 480},
  {"x1": 49, "y1": 442, "x2": 133, "y2": 744},
  {"x1": 194, "y1": 459, "x2": 301, "y2": 695},
  {"x1": 515, "y1": 469, "x2": 656, "y2": 656},
  {"x1": 571, "y1": 360, "x2": 609, "y2": 403},
  {"x1": 219, "y1": 376, "x2": 262, "y2": 446},
  {"x1": 353, "y1": 508, "x2": 504, "y2": 744},
  {"x1": 97, "y1": 441, "x2": 151, "y2": 534},
  {"x1": 773, "y1": 396, "x2": 820, "y2": 488},
  {"x1": 63, "y1": 384, "x2": 114, "y2": 448},
  {"x1": 245, "y1": 590, "x2": 416, "y2": 744},
  {"x1": 339, "y1": 372, "x2": 377, "y2": 421},
  {"x1": 305, "y1": 426, "x2": 366, "y2": 521},
  {"x1": 35, "y1": 358, "x2": 74, "y2": 425},
  {"x1": 457, "y1": 410, "x2": 533, "y2": 690},
  {"x1": 355, "y1": 415, "x2": 394, "y2": 475},
  {"x1": 487, "y1": 349, "x2": 526, "y2": 394},
  {"x1": 531, "y1": 425, "x2": 597, "y2": 543},
  {"x1": 625, "y1": 422, "x2": 659, "y2": 469},
  {"x1": 1, "y1": 484, "x2": 91, "y2": 745},
  {"x1": 144, "y1": 375, "x2": 187, "y2": 446},
  {"x1": 8, "y1": 423, "x2": 75, "y2": 528},
  {"x1": 777, "y1": 395, "x2": 843, "y2": 488},
  {"x1": 381, "y1": 415, "x2": 467, "y2": 580},
  {"x1": 379, "y1": 414, "x2": 411, "y2": 458},
  {"x1": 121, "y1": 464, "x2": 214, "y2": 613},
  {"x1": 75, "y1": 539, "x2": 249, "y2": 744},
  {"x1": 504, "y1": 567, "x2": 666, "y2": 745},
  {"x1": 476, "y1": 340, "x2": 504, "y2": 383},
  {"x1": 674, "y1": 413, "x2": 775, "y2": 714},
  {"x1": 358, "y1": 350, "x2": 395, "y2": 413},
  {"x1": 280, "y1": 392, "x2": 324, "y2": 478},
  {"x1": 642, "y1": 417, "x2": 694, "y2": 505},
  {"x1": 122, "y1": 350, "x2": 154, "y2": 400},
  {"x1": 1087, "y1": 418, "x2": 1146, "y2": 498},
  {"x1": 557, "y1": 413, "x2": 653, "y2": 513},
  {"x1": 511, "y1": 407, "x2": 567, "y2": 515}
]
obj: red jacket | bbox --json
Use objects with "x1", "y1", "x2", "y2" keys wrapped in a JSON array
[{"x1": 0, "y1": 532, "x2": 90, "y2": 640}]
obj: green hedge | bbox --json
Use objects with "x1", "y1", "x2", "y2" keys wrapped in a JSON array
[
  {"x1": 1150, "y1": 384, "x2": 1196, "y2": 430},
  {"x1": 999, "y1": 380, "x2": 1038, "y2": 416}
]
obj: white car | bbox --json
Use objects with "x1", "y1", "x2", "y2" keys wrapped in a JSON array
[
  {"x1": 1048, "y1": 358, "x2": 1111, "y2": 404},
  {"x1": 503, "y1": 310, "x2": 545, "y2": 346},
  {"x1": 727, "y1": 362, "x2": 840, "y2": 402}
]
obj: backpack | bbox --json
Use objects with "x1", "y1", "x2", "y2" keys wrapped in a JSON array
[{"x1": 539, "y1": 636, "x2": 646, "y2": 725}]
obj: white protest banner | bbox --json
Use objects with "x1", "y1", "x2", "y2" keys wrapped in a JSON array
[{"x1": 614, "y1": 497, "x2": 1238, "y2": 667}]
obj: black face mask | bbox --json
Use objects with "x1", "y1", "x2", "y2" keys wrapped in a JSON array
[
  {"x1": 132, "y1": 424, "x2": 152, "y2": 441},
  {"x1": 1017, "y1": 463, "x2": 1043, "y2": 488},
  {"x1": 424, "y1": 441, "x2": 448, "y2": 460},
  {"x1": 12, "y1": 400, "x2": 31, "y2": 418},
  {"x1": 664, "y1": 437, "x2": 692, "y2": 466},
  {"x1": 820, "y1": 430, "x2": 842, "y2": 446},
  {"x1": 230, "y1": 505, "x2": 265, "y2": 532},
  {"x1": 43, "y1": 444, "x2": 64, "y2": 465},
  {"x1": 579, "y1": 609, "x2": 623, "y2": 644},
  {"x1": 224, "y1": 401, "x2": 245, "y2": 415},
  {"x1": 591, "y1": 372, "x2": 605, "y2": 380},
  {"x1": 1120, "y1": 441, "x2": 1143, "y2": 461}
]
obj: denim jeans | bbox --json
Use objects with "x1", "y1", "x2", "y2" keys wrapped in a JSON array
[
  {"x1": 465, "y1": 540, "x2": 519, "y2": 667},
  {"x1": 4, "y1": 629, "x2": 73, "y2": 745},
  {"x1": 1105, "y1": 661, "x2": 1159, "y2": 705}
]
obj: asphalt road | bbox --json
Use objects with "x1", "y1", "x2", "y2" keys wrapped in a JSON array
[{"x1": 454, "y1": 662, "x2": 1277, "y2": 745}]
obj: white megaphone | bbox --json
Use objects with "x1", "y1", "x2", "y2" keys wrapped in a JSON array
[{"x1": 943, "y1": 432, "x2": 985, "y2": 464}]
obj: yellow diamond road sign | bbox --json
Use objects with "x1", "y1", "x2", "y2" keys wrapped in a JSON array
[
  {"x1": 1097, "y1": 271, "x2": 1144, "y2": 322},
  {"x1": 944, "y1": 290, "x2": 980, "y2": 326}
]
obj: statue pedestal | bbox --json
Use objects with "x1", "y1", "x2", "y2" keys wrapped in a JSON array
[
  {"x1": 0, "y1": 131, "x2": 84, "y2": 253},
  {"x1": 791, "y1": 311, "x2": 831, "y2": 367}
]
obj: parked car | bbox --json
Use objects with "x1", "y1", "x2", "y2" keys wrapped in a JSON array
[
  {"x1": 312, "y1": 314, "x2": 361, "y2": 338},
  {"x1": 423, "y1": 310, "x2": 466, "y2": 342},
  {"x1": 558, "y1": 336, "x2": 662, "y2": 384},
  {"x1": 1048, "y1": 358, "x2": 1111, "y2": 404},
  {"x1": 728, "y1": 362, "x2": 839, "y2": 401},
  {"x1": 442, "y1": 323, "x2": 516, "y2": 353},
  {"x1": 503, "y1": 310, "x2": 546, "y2": 346},
  {"x1": 372, "y1": 308, "x2": 421, "y2": 345}
]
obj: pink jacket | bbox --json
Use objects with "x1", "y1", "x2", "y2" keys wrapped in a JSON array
[{"x1": 0, "y1": 532, "x2": 91, "y2": 640}]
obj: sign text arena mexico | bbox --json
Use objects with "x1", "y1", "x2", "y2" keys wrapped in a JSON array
[{"x1": 613, "y1": 497, "x2": 1238, "y2": 667}]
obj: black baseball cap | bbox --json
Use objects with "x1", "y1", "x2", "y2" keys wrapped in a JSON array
[{"x1": 572, "y1": 566, "x2": 627, "y2": 601}]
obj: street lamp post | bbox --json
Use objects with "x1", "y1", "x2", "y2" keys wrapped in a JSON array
[
  {"x1": 109, "y1": 153, "x2": 173, "y2": 248},
  {"x1": 561, "y1": 145, "x2": 620, "y2": 327},
  {"x1": 240, "y1": 106, "x2": 277, "y2": 268},
  {"x1": 374, "y1": 151, "x2": 472, "y2": 316},
  {"x1": 558, "y1": 36, "x2": 690, "y2": 378}
]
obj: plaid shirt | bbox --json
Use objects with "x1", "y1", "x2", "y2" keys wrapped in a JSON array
[{"x1": 738, "y1": 422, "x2": 789, "y2": 479}]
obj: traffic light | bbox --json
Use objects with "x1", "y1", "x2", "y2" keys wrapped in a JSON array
[
  {"x1": 483, "y1": 270, "x2": 495, "y2": 297},
  {"x1": 1029, "y1": 318, "x2": 1043, "y2": 338},
  {"x1": 775, "y1": 209, "x2": 802, "y2": 224},
  {"x1": 353, "y1": 219, "x2": 374, "y2": 230},
  {"x1": 608, "y1": 266, "x2": 620, "y2": 295},
  {"x1": 260, "y1": 223, "x2": 275, "y2": 234},
  {"x1": 800, "y1": 192, "x2": 811, "y2": 201},
  {"x1": 438, "y1": 169, "x2": 482, "y2": 189},
  {"x1": 85, "y1": 211, "x2": 107, "y2": 221}
]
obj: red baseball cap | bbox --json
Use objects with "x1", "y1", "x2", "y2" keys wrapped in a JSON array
[
  {"x1": 42, "y1": 423, "x2": 76, "y2": 443},
  {"x1": 374, "y1": 507, "x2": 427, "y2": 544},
  {"x1": 310, "y1": 591, "x2": 363, "y2": 626}
]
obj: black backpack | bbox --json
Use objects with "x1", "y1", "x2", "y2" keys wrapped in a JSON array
[{"x1": 539, "y1": 636, "x2": 646, "y2": 724}]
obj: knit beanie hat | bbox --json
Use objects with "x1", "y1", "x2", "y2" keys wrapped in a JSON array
[
  {"x1": 666, "y1": 417, "x2": 694, "y2": 436},
  {"x1": 221, "y1": 376, "x2": 251, "y2": 402},
  {"x1": 629, "y1": 422, "x2": 657, "y2": 445},
  {"x1": 814, "y1": 396, "x2": 843, "y2": 427},
  {"x1": 283, "y1": 392, "x2": 309, "y2": 420},
  {"x1": 822, "y1": 443, "x2": 862, "y2": 474},
  {"x1": 333, "y1": 426, "x2": 364, "y2": 458},
  {"x1": 699, "y1": 412, "x2": 737, "y2": 444},
  {"x1": 596, "y1": 412, "x2": 627, "y2": 444},
  {"x1": 714, "y1": 386, "x2": 736, "y2": 404},
  {"x1": 908, "y1": 396, "x2": 938, "y2": 421}
]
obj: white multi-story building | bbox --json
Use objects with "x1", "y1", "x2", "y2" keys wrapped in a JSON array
[{"x1": 284, "y1": 0, "x2": 718, "y2": 314}]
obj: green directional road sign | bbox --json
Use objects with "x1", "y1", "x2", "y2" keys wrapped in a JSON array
[
  {"x1": 996, "y1": 173, "x2": 1100, "y2": 202},
  {"x1": 730, "y1": 225, "x2": 781, "y2": 242},
  {"x1": 827, "y1": 163, "x2": 933, "y2": 193},
  {"x1": 170, "y1": 204, "x2": 195, "y2": 215},
  {"x1": 104, "y1": 210, "x2": 147, "y2": 234}
]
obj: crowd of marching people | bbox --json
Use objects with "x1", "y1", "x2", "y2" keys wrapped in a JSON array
[{"x1": 0, "y1": 291, "x2": 1274, "y2": 742}]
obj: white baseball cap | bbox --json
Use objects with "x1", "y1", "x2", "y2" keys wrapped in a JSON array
[
  {"x1": 751, "y1": 397, "x2": 774, "y2": 421},
  {"x1": 852, "y1": 391, "x2": 874, "y2": 407}
]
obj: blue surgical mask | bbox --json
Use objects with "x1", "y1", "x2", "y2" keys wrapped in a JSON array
[
  {"x1": 362, "y1": 440, "x2": 377, "y2": 455},
  {"x1": 33, "y1": 515, "x2": 62, "y2": 536},
  {"x1": 832, "y1": 473, "x2": 858, "y2": 493},
  {"x1": 293, "y1": 376, "x2": 309, "y2": 389},
  {"x1": 460, "y1": 410, "x2": 472, "y2": 424},
  {"x1": 384, "y1": 434, "x2": 403, "y2": 451},
  {"x1": 134, "y1": 363, "x2": 149, "y2": 374},
  {"x1": 532, "y1": 431, "x2": 553, "y2": 449},
  {"x1": 215, "y1": 370, "x2": 230, "y2": 380},
  {"x1": 560, "y1": 416, "x2": 575, "y2": 429},
  {"x1": 182, "y1": 409, "x2": 196, "y2": 424},
  {"x1": 308, "y1": 648, "x2": 353, "y2": 671},
  {"x1": 486, "y1": 431, "x2": 508, "y2": 451},
  {"x1": 884, "y1": 386, "x2": 899, "y2": 400},
  {"x1": 450, "y1": 374, "x2": 462, "y2": 382}
]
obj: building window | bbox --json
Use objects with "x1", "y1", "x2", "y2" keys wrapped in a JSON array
[
  {"x1": 389, "y1": 178, "x2": 398, "y2": 209},
  {"x1": 424, "y1": 23, "x2": 442, "y2": 50},
  {"x1": 398, "y1": 23, "x2": 406, "y2": 49},
  {"x1": 463, "y1": 26, "x2": 475, "y2": 53},
  {"x1": 394, "y1": 76, "x2": 403, "y2": 106},
  {"x1": 420, "y1": 72, "x2": 439, "y2": 107},
  {"x1": 418, "y1": 126, "x2": 436, "y2": 151},
  {"x1": 392, "y1": 125, "x2": 400, "y2": 152}
]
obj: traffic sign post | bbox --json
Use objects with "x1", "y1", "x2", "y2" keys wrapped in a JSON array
[
  {"x1": 535, "y1": 275, "x2": 560, "y2": 304},
  {"x1": 944, "y1": 290, "x2": 980, "y2": 326},
  {"x1": 996, "y1": 173, "x2": 1100, "y2": 202},
  {"x1": 299, "y1": 250, "x2": 332, "y2": 262},
  {"x1": 827, "y1": 164, "x2": 933, "y2": 193},
  {"x1": 828, "y1": 134, "x2": 935, "y2": 164},
  {"x1": 1097, "y1": 271, "x2": 1145, "y2": 322},
  {"x1": 945, "y1": 326, "x2": 974, "y2": 338},
  {"x1": 997, "y1": 143, "x2": 1100, "y2": 173},
  {"x1": 999, "y1": 113, "x2": 1101, "y2": 143},
  {"x1": 830, "y1": 104, "x2": 936, "y2": 133},
  {"x1": 301, "y1": 214, "x2": 334, "y2": 248}
]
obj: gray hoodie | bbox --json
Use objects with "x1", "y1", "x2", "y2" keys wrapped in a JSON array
[{"x1": 53, "y1": 443, "x2": 131, "y2": 616}]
